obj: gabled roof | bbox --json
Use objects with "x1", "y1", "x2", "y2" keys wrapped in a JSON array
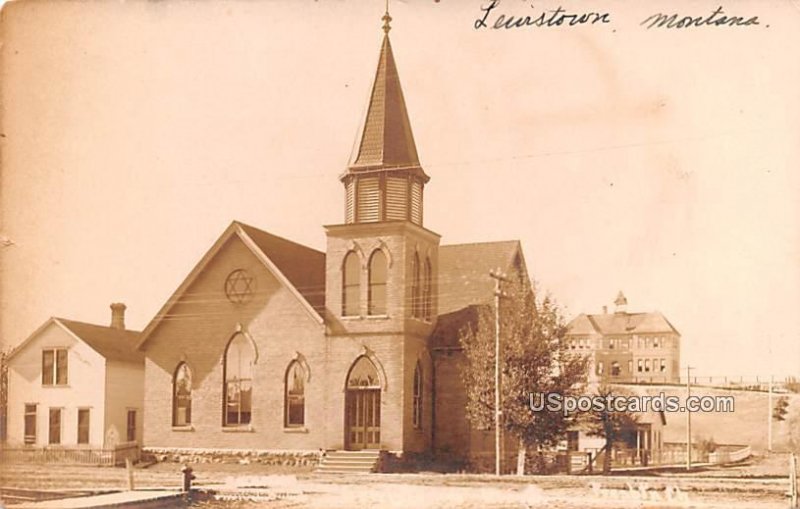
[
  {"x1": 437, "y1": 240, "x2": 522, "y2": 315},
  {"x1": 8, "y1": 317, "x2": 142, "y2": 364},
  {"x1": 57, "y1": 318, "x2": 143, "y2": 363},
  {"x1": 236, "y1": 222, "x2": 326, "y2": 313},
  {"x1": 349, "y1": 33, "x2": 420, "y2": 171},
  {"x1": 566, "y1": 314, "x2": 598, "y2": 335},
  {"x1": 567, "y1": 311, "x2": 679, "y2": 336},
  {"x1": 137, "y1": 221, "x2": 325, "y2": 349}
]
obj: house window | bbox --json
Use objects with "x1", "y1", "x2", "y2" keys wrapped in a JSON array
[
  {"x1": 628, "y1": 360, "x2": 633, "y2": 374},
  {"x1": 342, "y1": 251, "x2": 360, "y2": 316},
  {"x1": 48, "y1": 408, "x2": 62, "y2": 445},
  {"x1": 608, "y1": 340, "x2": 614, "y2": 349},
  {"x1": 285, "y1": 361, "x2": 306, "y2": 428},
  {"x1": 223, "y1": 334, "x2": 254, "y2": 427},
  {"x1": 77, "y1": 409, "x2": 90, "y2": 444},
  {"x1": 412, "y1": 363, "x2": 422, "y2": 429},
  {"x1": 611, "y1": 361, "x2": 621, "y2": 377},
  {"x1": 173, "y1": 363, "x2": 192, "y2": 427},
  {"x1": 411, "y1": 252, "x2": 421, "y2": 318},
  {"x1": 42, "y1": 348, "x2": 68, "y2": 386},
  {"x1": 126, "y1": 410, "x2": 136, "y2": 442},
  {"x1": 597, "y1": 361, "x2": 604, "y2": 375},
  {"x1": 423, "y1": 258, "x2": 432, "y2": 321},
  {"x1": 644, "y1": 359, "x2": 651, "y2": 372},
  {"x1": 368, "y1": 250, "x2": 387, "y2": 315},
  {"x1": 637, "y1": 359, "x2": 643, "y2": 373},
  {"x1": 660, "y1": 359, "x2": 667, "y2": 373},
  {"x1": 24, "y1": 404, "x2": 37, "y2": 445}
]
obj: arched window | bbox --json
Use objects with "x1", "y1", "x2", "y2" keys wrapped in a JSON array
[
  {"x1": 368, "y1": 250, "x2": 387, "y2": 315},
  {"x1": 423, "y1": 257, "x2": 432, "y2": 321},
  {"x1": 411, "y1": 252, "x2": 421, "y2": 318},
  {"x1": 412, "y1": 362, "x2": 423, "y2": 429},
  {"x1": 223, "y1": 334, "x2": 255, "y2": 427},
  {"x1": 285, "y1": 361, "x2": 306, "y2": 428},
  {"x1": 342, "y1": 251, "x2": 360, "y2": 316},
  {"x1": 173, "y1": 362, "x2": 192, "y2": 427}
]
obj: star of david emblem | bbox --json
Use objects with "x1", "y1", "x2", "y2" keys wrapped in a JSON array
[{"x1": 225, "y1": 269, "x2": 255, "y2": 304}]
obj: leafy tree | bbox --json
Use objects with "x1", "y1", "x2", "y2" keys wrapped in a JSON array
[
  {"x1": 459, "y1": 280, "x2": 588, "y2": 475},
  {"x1": 773, "y1": 396, "x2": 789, "y2": 422},
  {"x1": 582, "y1": 384, "x2": 639, "y2": 474}
]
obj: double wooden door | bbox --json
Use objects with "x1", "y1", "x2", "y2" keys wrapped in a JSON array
[{"x1": 346, "y1": 389, "x2": 381, "y2": 450}]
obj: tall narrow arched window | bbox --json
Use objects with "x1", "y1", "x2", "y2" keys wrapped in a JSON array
[
  {"x1": 412, "y1": 362, "x2": 422, "y2": 429},
  {"x1": 423, "y1": 257, "x2": 432, "y2": 321},
  {"x1": 285, "y1": 361, "x2": 306, "y2": 428},
  {"x1": 411, "y1": 252, "x2": 421, "y2": 318},
  {"x1": 223, "y1": 334, "x2": 255, "y2": 427},
  {"x1": 368, "y1": 250, "x2": 387, "y2": 315},
  {"x1": 342, "y1": 251, "x2": 360, "y2": 316},
  {"x1": 173, "y1": 362, "x2": 192, "y2": 427}
]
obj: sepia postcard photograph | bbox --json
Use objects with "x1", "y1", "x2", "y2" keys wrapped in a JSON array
[{"x1": 0, "y1": 0, "x2": 798, "y2": 507}]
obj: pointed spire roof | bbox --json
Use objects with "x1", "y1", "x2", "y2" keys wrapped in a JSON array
[
  {"x1": 350, "y1": 22, "x2": 421, "y2": 171},
  {"x1": 614, "y1": 291, "x2": 628, "y2": 306}
]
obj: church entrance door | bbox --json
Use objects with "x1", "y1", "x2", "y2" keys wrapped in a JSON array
[{"x1": 345, "y1": 356, "x2": 382, "y2": 450}]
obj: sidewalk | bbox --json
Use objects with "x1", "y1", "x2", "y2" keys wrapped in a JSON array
[{"x1": 8, "y1": 490, "x2": 184, "y2": 509}]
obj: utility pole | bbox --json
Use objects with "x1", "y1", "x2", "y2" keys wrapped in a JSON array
[
  {"x1": 489, "y1": 269, "x2": 508, "y2": 476},
  {"x1": 686, "y1": 365, "x2": 693, "y2": 471},
  {"x1": 768, "y1": 375, "x2": 774, "y2": 453}
]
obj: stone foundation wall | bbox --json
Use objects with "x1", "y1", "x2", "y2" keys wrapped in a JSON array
[{"x1": 143, "y1": 447, "x2": 322, "y2": 467}]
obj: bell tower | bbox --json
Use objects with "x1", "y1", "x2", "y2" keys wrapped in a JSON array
[
  {"x1": 323, "y1": 9, "x2": 438, "y2": 454},
  {"x1": 341, "y1": 11, "x2": 429, "y2": 226}
]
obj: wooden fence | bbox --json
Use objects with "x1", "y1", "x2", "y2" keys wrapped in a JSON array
[{"x1": 0, "y1": 442, "x2": 139, "y2": 466}]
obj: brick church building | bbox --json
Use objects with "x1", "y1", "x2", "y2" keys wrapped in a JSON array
[{"x1": 137, "y1": 13, "x2": 529, "y2": 467}]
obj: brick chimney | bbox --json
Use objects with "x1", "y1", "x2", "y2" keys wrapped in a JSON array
[{"x1": 110, "y1": 303, "x2": 127, "y2": 330}]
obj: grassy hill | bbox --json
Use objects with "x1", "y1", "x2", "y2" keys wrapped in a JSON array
[{"x1": 612, "y1": 384, "x2": 800, "y2": 453}]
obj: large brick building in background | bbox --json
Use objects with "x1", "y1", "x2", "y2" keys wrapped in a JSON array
[
  {"x1": 135, "y1": 15, "x2": 528, "y2": 467},
  {"x1": 565, "y1": 292, "x2": 681, "y2": 384}
]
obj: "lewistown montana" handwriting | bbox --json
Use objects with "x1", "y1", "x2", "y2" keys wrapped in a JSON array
[{"x1": 474, "y1": 1, "x2": 611, "y2": 30}]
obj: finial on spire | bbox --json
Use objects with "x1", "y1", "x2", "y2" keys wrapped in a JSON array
[{"x1": 382, "y1": 0, "x2": 392, "y2": 34}]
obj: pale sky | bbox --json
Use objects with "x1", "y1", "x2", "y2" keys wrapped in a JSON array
[{"x1": 1, "y1": 0, "x2": 798, "y2": 378}]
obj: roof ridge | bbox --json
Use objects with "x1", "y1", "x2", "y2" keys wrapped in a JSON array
[
  {"x1": 441, "y1": 239, "x2": 520, "y2": 248},
  {"x1": 56, "y1": 317, "x2": 141, "y2": 334},
  {"x1": 234, "y1": 221, "x2": 324, "y2": 255}
]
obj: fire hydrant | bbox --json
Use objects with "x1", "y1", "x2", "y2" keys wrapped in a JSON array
[{"x1": 181, "y1": 464, "x2": 195, "y2": 492}]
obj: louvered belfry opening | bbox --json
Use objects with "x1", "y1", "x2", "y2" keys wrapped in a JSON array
[{"x1": 343, "y1": 30, "x2": 428, "y2": 226}]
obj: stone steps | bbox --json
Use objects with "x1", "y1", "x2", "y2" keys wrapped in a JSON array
[{"x1": 315, "y1": 450, "x2": 381, "y2": 474}]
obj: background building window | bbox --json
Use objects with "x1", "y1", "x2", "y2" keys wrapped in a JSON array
[
  {"x1": 77, "y1": 409, "x2": 90, "y2": 444},
  {"x1": 368, "y1": 250, "x2": 387, "y2": 315},
  {"x1": 224, "y1": 334, "x2": 254, "y2": 426},
  {"x1": 611, "y1": 361, "x2": 621, "y2": 376},
  {"x1": 126, "y1": 410, "x2": 136, "y2": 442},
  {"x1": 24, "y1": 404, "x2": 36, "y2": 445},
  {"x1": 285, "y1": 361, "x2": 306, "y2": 427},
  {"x1": 342, "y1": 252, "x2": 360, "y2": 316},
  {"x1": 48, "y1": 408, "x2": 61, "y2": 445},
  {"x1": 413, "y1": 363, "x2": 423, "y2": 429},
  {"x1": 42, "y1": 349, "x2": 68, "y2": 386},
  {"x1": 173, "y1": 363, "x2": 192, "y2": 427}
]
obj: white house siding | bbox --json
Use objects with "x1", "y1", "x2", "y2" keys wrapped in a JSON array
[{"x1": 6, "y1": 322, "x2": 106, "y2": 447}]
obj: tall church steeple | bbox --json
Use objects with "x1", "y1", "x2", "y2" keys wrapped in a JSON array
[{"x1": 342, "y1": 10, "x2": 429, "y2": 226}]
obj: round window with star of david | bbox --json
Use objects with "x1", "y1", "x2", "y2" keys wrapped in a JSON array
[{"x1": 224, "y1": 269, "x2": 255, "y2": 304}]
